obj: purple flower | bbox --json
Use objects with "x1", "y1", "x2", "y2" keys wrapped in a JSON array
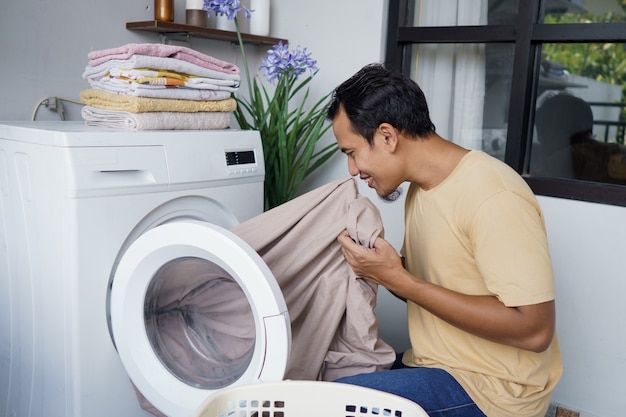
[
  {"x1": 203, "y1": 0, "x2": 251, "y2": 20},
  {"x1": 259, "y1": 42, "x2": 318, "y2": 83}
]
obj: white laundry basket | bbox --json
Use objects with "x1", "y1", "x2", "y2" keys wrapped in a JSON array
[{"x1": 190, "y1": 380, "x2": 429, "y2": 417}]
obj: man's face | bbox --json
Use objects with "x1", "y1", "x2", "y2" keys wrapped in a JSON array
[{"x1": 332, "y1": 108, "x2": 402, "y2": 200}]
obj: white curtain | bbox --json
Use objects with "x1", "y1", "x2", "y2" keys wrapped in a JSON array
[{"x1": 412, "y1": 0, "x2": 487, "y2": 150}]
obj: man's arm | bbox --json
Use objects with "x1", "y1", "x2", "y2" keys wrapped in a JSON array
[{"x1": 337, "y1": 230, "x2": 555, "y2": 353}]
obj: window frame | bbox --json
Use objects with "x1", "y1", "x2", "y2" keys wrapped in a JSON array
[{"x1": 385, "y1": 0, "x2": 626, "y2": 207}]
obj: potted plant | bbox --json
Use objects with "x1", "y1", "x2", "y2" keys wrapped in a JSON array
[{"x1": 203, "y1": 0, "x2": 338, "y2": 210}]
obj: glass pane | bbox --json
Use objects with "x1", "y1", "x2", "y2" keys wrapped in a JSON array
[
  {"x1": 144, "y1": 257, "x2": 255, "y2": 389},
  {"x1": 409, "y1": 43, "x2": 515, "y2": 160},
  {"x1": 409, "y1": 0, "x2": 519, "y2": 26},
  {"x1": 544, "y1": 0, "x2": 626, "y2": 23},
  {"x1": 530, "y1": 43, "x2": 626, "y2": 184}
]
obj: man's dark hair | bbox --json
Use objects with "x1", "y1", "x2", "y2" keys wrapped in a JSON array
[{"x1": 327, "y1": 63, "x2": 436, "y2": 145}]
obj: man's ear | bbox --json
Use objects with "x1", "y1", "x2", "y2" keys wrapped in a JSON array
[{"x1": 378, "y1": 123, "x2": 399, "y2": 152}]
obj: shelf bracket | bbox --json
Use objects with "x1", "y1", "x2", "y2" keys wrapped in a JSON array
[{"x1": 158, "y1": 32, "x2": 192, "y2": 45}]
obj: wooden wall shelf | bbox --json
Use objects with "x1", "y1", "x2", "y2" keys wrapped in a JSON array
[{"x1": 126, "y1": 21, "x2": 287, "y2": 46}]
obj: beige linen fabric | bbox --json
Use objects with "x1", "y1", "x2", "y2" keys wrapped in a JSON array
[{"x1": 231, "y1": 176, "x2": 395, "y2": 381}]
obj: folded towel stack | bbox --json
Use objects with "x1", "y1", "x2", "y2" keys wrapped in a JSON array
[{"x1": 81, "y1": 43, "x2": 241, "y2": 130}]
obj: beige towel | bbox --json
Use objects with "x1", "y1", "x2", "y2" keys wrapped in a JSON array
[
  {"x1": 80, "y1": 88, "x2": 236, "y2": 113},
  {"x1": 81, "y1": 106, "x2": 231, "y2": 130}
]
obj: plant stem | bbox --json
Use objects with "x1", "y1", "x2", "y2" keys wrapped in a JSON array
[{"x1": 234, "y1": 16, "x2": 254, "y2": 101}]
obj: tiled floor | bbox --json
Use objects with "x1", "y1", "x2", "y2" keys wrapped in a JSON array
[
  {"x1": 555, "y1": 406, "x2": 580, "y2": 417},
  {"x1": 545, "y1": 403, "x2": 581, "y2": 417}
]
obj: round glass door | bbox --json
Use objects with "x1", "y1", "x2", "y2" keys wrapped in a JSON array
[
  {"x1": 144, "y1": 257, "x2": 255, "y2": 390},
  {"x1": 109, "y1": 221, "x2": 290, "y2": 417}
]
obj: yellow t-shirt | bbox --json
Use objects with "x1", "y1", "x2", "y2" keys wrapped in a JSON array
[{"x1": 401, "y1": 151, "x2": 562, "y2": 417}]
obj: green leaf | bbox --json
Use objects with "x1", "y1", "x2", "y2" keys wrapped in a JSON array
[{"x1": 230, "y1": 40, "x2": 339, "y2": 209}]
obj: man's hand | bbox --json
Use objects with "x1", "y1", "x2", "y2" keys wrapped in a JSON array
[{"x1": 336, "y1": 230, "x2": 404, "y2": 289}]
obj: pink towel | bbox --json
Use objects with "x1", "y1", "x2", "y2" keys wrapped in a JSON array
[{"x1": 87, "y1": 43, "x2": 239, "y2": 74}]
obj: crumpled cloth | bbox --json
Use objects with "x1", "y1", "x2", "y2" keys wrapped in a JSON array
[{"x1": 231, "y1": 176, "x2": 395, "y2": 381}]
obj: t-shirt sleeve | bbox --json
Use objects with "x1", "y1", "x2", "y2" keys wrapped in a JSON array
[{"x1": 470, "y1": 190, "x2": 555, "y2": 306}]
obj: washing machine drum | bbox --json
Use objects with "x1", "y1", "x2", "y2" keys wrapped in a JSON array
[{"x1": 109, "y1": 221, "x2": 290, "y2": 417}]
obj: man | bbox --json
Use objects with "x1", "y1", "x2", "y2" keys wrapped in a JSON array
[{"x1": 327, "y1": 63, "x2": 562, "y2": 417}]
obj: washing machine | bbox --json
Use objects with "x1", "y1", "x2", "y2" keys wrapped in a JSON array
[{"x1": 0, "y1": 122, "x2": 291, "y2": 417}]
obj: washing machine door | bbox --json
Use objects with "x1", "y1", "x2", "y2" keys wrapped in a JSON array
[{"x1": 109, "y1": 221, "x2": 290, "y2": 417}]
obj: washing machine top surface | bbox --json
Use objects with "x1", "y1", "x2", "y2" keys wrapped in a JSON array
[
  {"x1": 0, "y1": 121, "x2": 265, "y2": 194},
  {"x1": 0, "y1": 121, "x2": 259, "y2": 148}
]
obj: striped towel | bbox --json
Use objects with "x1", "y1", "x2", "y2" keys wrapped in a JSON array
[
  {"x1": 88, "y1": 79, "x2": 233, "y2": 101},
  {"x1": 107, "y1": 68, "x2": 240, "y2": 90}
]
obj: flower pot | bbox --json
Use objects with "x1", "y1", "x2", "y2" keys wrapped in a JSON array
[
  {"x1": 212, "y1": 2, "x2": 250, "y2": 33},
  {"x1": 185, "y1": 0, "x2": 207, "y2": 27},
  {"x1": 249, "y1": 0, "x2": 270, "y2": 36}
]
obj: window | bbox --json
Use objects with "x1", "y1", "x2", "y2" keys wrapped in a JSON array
[{"x1": 385, "y1": 0, "x2": 626, "y2": 206}]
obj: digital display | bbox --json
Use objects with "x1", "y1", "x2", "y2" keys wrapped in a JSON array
[{"x1": 225, "y1": 150, "x2": 256, "y2": 166}]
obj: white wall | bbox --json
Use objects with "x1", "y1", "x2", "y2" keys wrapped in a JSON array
[
  {"x1": 538, "y1": 196, "x2": 626, "y2": 417},
  {"x1": 2, "y1": 2, "x2": 625, "y2": 416}
]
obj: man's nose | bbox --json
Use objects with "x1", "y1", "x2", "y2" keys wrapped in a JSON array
[{"x1": 347, "y1": 158, "x2": 359, "y2": 176}]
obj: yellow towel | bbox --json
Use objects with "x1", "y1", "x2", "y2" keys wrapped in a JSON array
[{"x1": 80, "y1": 88, "x2": 237, "y2": 113}]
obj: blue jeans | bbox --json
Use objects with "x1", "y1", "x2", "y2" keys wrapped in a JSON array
[{"x1": 334, "y1": 355, "x2": 487, "y2": 417}]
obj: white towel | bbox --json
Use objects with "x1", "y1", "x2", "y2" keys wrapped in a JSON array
[
  {"x1": 82, "y1": 55, "x2": 241, "y2": 82},
  {"x1": 81, "y1": 106, "x2": 231, "y2": 130}
]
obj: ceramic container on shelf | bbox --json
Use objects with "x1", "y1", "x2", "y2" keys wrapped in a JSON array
[
  {"x1": 211, "y1": 1, "x2": 250, "y2": 33},
  {"x1": 155, "y1": 0, "x2": 174, "y2": 22},
  {"x1": 214, "y1": 14, "x2": 237, "y2": 32},
  {"x1": 214, "y1": 15, "x2": 250, "y2": 33},
  {"x1": 185, "y1": 0, "x2": 207, "y2": 27},
  {"x1": 249, "y1": 0, "x2": 270, "y2": 36}
]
